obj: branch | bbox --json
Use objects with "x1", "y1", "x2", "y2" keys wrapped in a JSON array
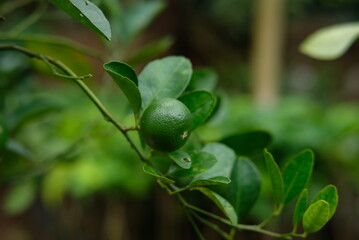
[
  {"x1": 191, "y1": 211, "x2": 231, "y2": 240},
  {"x1": 177, "y1": 194, "x2": 293, "y2": 239},
  {"x1": 185, "y1": 209, "x2": 205, "y2": 240},
  {"x1": 259, "y1": 203, "x2": 284, "y2": 227},
  {"x1": 123, "y1": 126, "x2": 139, "y2": 132},
  {"x1": 0, "y1": 44, "x2": 304, "y2": 240},
  {"x1": 0, "y1": 44, "x2": 149, "y2": 164}
]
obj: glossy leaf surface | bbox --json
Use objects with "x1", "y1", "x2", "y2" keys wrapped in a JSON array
[
  {"x1": 188, "y1": 176, "x2": 231, "y2": 188},
  {"x1": 195, "y1": 142, "x2": 236, "y2": 179},
  {"x1": 228, "y1": 157, "x2": 261, "y2": 219},
  {"x1": 303, "y1": 200, "x2": 330, "y2": 233},
  {"x1": 104, "y1": 62, "x2": 141, "y2": 115},
  {"x1": 293, "y1": 188, "x2": 308, "y2": 228},
  {"x1": 311, "y1": 185, "x2": 338, "y2": 220},
  {"x1": 143, "y1": 164, "x2": 175, "y2": 184},
  {"x1": 264, "y1": 149, "x2": 284, "y2": 205},
  {"x1": 283, "y1": 150, "x2": 314, "y2": 204},
  {"x1": 179, "y1": 90, "x2": 217, "y2": 130},
  {"x1": 50, "y1": 0, "x2": 111, "y2": 40},
  {"x1": 138, "y1": 56, "x2": 192, "y2": 111},
  {"x1": 174, "y1": 177, "x2": 231, "y2": 193},
  {"x1": 169, "y1": 151, "x2": 216, "y2": 178},
  {"x1": 197, "y1": 187, "x2": 238, "y2": 224},
  {"x1": 168, "y1": 151, "x2": 191, "y2": 169}
]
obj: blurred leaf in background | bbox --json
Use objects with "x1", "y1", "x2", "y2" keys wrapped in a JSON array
[
  {"x1": 3, "y1": 181, "x2": 36, "y2": 216},
  {"x1": 300, "y1": 22, "x2": 359, "y2": 60},
  {"x1": 200, "y1": 95, "x2": 359, "y2": 189}
]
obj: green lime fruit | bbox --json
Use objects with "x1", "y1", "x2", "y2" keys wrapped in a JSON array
[{"x1": 140, "y1": 98, "x2": 192, "y2": 153}]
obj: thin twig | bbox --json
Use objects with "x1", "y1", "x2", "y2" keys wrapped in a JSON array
[
  {"x1": 228, "y1": 228, "x2": 236, "y2": 240},
  {"x1": 39, "y1": 55, "x2": 92, "y2": 80},
  {"x1": 0, "y1": 44, "x2": 149, "y2": 165},
  {"x1": 177, "y1": 194, "x2": 292, "y2": 239},
  {"x1": 281, "y1": 232, "x2": 307, "y2": 239},
  {"x1": 185, "y1": 209, "x2": 205, "y2": 240},
  {"x1": 191, "y1": 211, "x2": 231, "y2": 240},
  {"x1": 123, "y1": 126, "x2": 139, "y2": 132},
  {"x1": 258, "y1": 203, "x2": 283, "y2": 227}
]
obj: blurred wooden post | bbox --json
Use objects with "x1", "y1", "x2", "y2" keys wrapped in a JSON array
[{"x1": 251, "y1": 0, "x2": 284, "y2": 106}]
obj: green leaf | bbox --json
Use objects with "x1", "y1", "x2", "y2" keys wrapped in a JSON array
[
  {"x1": 264, "y1": 149, "x2": 284, "y2": 205},
  {"x1": 195, "y1": 142, "x2": 236, "y2": 179},
  {"x1": 49, "y1": 0, "x2": 111, "y2": 40},
  {"x1": 311, "y1": 185, "x2": 338, "y2": 220},
  {"x1": 149, "y1": 152, "x2": 172, "y2": 174},
  {"x1": 221, "y1": 130, "x2": 272, "y2": 157},
  {"x1": 300, "y1": 22, "x2": 359, "y2": 60},
  {"x1": 205, "y1": 93, "x2": 223, "y2": 123},
  {"x1": 126, "y1": 36, "x2": 174, "y2": 66},
  {"x1": 103, "y1": 62, "x2": 138, "y2": 84},
  {"x1": 168, "y1": 151, "x2": 191, "y2": 169},
  {"x1": 187, "y1": 68, "x2": 218, "y2": 91},
  {"x1": 143, "y1": 164, "x2": 175, "y2": 184},
  {"x1": 121, "y1": 0, "x2": 165, "y2": 42},
  {"x1": 283, "y1": 149, "x2": 314, "y2": 204},
  {"x1": 303, "y1": 200, "x2": 330, "y2": 233},
  {"x1": 228, "y1": 157, "x2": 261, "y2": 219},
  {"x1": 179, "y1": 90, "x2": 217, "y2": 130},
  {"x1": 42, "y1": 164, "x2": 69, "y2": 206},
  {"x1": 188, "y1": 176, "x2": 231, "y2": 188},
  {"x1": 196, "y1": 187, "x2": 238, "y2": 224},
  {"x1": 3, "y1": 181, "x2": 36, "y2": 216},
  {"x1": 293, "y1": 188, "x2": 308, "y2": 228},
  {"x1": 169, "y1": 151, "x2": 217, "y2": 178},
  {"x1": 173, "y1": 176, "x2": 231, "y2": 194},
  {"x1": 103, "y1": 62, "x2": 142, "y2": 116},
  {"x1": 138, "y1": 56, "x2": 192, "y2": 111}
]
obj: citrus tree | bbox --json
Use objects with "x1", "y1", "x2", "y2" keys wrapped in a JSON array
[{"x1": 0, "y1": 1, "x2": 338, "y2": 239}]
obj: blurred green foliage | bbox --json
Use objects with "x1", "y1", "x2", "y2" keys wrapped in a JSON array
[
  {"x1": 200, "y1": 95, "x2": 359, "y2": 186},
  {"x1": 1, "y1": 84, "x2": 153, "y2": 213},
  {"x1": 0, "y1": 0, "x2": 171, "y2": 219},
  {"x1": 0, "y1": 0, "x2": 358, "y2": 239}
]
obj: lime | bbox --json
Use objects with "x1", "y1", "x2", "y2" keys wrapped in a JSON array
[{"x1": 140, "y1": 98, "x2": 192, "y2": 153}]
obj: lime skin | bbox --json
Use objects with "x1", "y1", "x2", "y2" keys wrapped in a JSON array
[{"x1": 140, "y1": 98, "x2": 192, "y2": 153}]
